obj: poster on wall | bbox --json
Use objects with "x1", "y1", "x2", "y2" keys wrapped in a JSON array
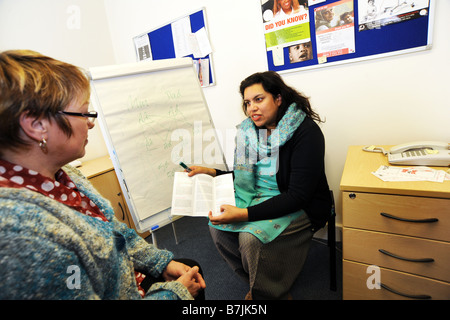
[
  {"x1": 314, "y1": 0, "x2": 355, "y2": 59},
  {"x1": 261, "y1": 0, "x2": 312, "y2": 66},
  {"x1": 262, "y1": 0, "x2": 434, "y2": 73},
  {"x1": 358, "y1": 0, "x2": 430, "y2": 31}
]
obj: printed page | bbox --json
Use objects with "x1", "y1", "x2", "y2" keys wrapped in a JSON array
[
  {"x1": 315, "y1": 0, "x2": 355, "y2": 59},
  {"x1": 372, "y1": 166, "x2": 448, "y2": 182},
  {"x1": 171, "y1": 172, "x2": 194, "y2": 216},
  {"x1": 171, "y1": 16, "x2": 192, "y2": 58},
  {"x1": 212, "y1": 173, "x2": 236, "y2": 216},
  {"x1": 192, "y1": 174, "x2": 214, "y2": 216}
]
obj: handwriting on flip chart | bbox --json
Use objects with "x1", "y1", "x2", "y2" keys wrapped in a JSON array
[{"x1": 124, "y1": 88, "x2": 190, "y2": 179}]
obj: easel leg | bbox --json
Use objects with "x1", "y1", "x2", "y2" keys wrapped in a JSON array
[
  {"x1": 172, "y1": 221, "x2": 179, "y2": 245},
  {"x1": 151, "y1": 232, "x2": 157, "y2": 248}
]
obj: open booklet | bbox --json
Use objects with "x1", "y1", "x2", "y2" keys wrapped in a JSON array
[{"x1": 171, "y1": 172, "x2": 236, "y2": 217}]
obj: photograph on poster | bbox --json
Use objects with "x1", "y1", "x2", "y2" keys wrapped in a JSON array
[
  {"x1": 261, "y1": 0, "x2": 309, "y2": 22},
  {"x1": 314, "y1": 0, "x2": 355, "y2": 59},
  {"x1": 261, "y1": 0, "x2": 313, "y2": 66},
  {"x1": 358, "y1": 0, "x2": 430, "y2": 31},
  {"x1": 288, "y1": 41, "x2": 313, "y2": 63}
]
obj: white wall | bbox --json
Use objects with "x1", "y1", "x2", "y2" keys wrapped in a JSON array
[
  {"x1": 0, "y1": 0, "x2": 113, "y2": 161},
  {"x1": 1, "y1": 1, "x2": 448, "y2": 226},
  {"x1": 104, "y1": 0, "x2": 450, "y2": 225}
]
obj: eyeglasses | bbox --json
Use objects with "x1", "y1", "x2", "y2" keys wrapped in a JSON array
[{"x1": 58, "y1": 111, "x2": 98, "y2": 124}]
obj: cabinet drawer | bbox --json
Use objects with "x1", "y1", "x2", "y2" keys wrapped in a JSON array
[
  {"x1": 342, "y1": 192, "x2": 450, "y2": 242},
  {"x1": 89, "y1": 170, "x2": 130, "y2": 226},
  {"x1": 343, "y1": 260, "x2": 450, "y2": 300},
  {"x1": 343, "y1": 228, "x2": 450, "y2": 282}
]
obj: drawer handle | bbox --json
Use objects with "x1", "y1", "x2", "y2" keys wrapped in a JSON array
[
  {"x1": 380, "y1": 283, "x2": 431, "y2": 300},
  {"x1": 380, "y1": 212, "x2": 439, "y2": 223},
  {"x1": 379, "y1": 249, "x2": 434, "y2": 263},
  {"x1": 118, "y1": 202, "x2": 125, "y2": 221}
]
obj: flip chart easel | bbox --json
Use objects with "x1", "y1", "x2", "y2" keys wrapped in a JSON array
[{"x1": 89, "y1": 58, "x2": 226, "y2": 234}]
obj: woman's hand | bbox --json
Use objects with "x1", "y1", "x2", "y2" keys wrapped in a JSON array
[
  {"x1": 176, "y1": 266, "x2": 205, "y2": 298},
  {"x1": 186, "y1": 166, "x2": 216, "y2": 177},
  {"x1": 162, "y1": 260, "x2": 190, "y2": 281},
  {"x1": 163, "y1": 260, "x2": 206, "y2": 297},
  {"x1": 209, "y1": 205, "x2": 248, "y2": 225}
]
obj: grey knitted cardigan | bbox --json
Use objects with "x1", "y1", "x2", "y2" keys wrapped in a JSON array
[{"x1": 0, "y1": 165, "x2": 192, "y2": 300}]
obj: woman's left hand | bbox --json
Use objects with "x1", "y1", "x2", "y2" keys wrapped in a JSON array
[
  {"x1": 163, "y1": 261, "x2": 206, "y2": 297},
  {"x1": 208, "y1": 205, "x2": 248, "y2": 225},
  {"x1": 162, "y1": 260, "x2": 191, "y2": 281},
  {"x1": 163, "y1": 261, "x2": 206, "y2": 287}
]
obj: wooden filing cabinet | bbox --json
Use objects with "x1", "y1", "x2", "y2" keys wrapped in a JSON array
[
  {"x1": 340, "y1": 146, "x2": 450, "y2": 300},
  {"x1": 78, "y1": 156, "x2": 150, "y2": 238}
]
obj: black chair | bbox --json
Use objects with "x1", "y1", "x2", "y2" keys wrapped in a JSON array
[{"x1": 327, "y1": 190, "x2": 337, "y2": 291}]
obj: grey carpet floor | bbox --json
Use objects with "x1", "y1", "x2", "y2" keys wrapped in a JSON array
[{"x1": 146, "y1": 216, "x2": 342, "y2": 300}]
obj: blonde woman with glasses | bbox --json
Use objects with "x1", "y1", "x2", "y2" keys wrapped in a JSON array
[{"x1": 0, "y1": 50, "x2": 205, "y2": 300}]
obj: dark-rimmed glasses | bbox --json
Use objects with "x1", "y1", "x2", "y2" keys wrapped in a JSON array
[{"x1": 58, "y1": 111, "x2": 98, "y2": 124}]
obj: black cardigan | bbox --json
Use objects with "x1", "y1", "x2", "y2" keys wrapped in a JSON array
[{"x1": 216, "y1": 117, "x2": 332, "y2": 231}]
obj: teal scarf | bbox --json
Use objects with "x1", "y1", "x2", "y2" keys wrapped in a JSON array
[{"x1": 210, "y1": 103, "x2": 306, "y2": 243}]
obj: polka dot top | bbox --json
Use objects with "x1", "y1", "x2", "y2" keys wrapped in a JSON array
[{"x1": 0, "y1": 159, "x2": 108, "y2": 222}]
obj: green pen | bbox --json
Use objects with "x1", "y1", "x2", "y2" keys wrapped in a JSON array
[{"x1": 179, "y1": 162, "x2": 192, "y2": 172}]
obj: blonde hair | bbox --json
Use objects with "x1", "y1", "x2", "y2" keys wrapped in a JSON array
[{"x1": 0, "y1": 50, "x2": 90, "y2": 152}]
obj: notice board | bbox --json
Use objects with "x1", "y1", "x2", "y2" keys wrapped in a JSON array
[
  {"x1": 133, "y1": 8, "x2": 215, "y2": 87},
  {"x1": 261, "y1": 0, "x2": 435, "y2": 73},
  {"x1": 89, "y1": 58, "x2": 226, "y2": 232}
]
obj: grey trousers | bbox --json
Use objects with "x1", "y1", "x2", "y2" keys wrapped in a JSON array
[{"x1": 209, "y1": 213, "x2": 314, "y2": 299}]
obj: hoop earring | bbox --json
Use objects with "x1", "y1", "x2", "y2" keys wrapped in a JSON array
[{"x1": 39, "y1": 138, "x2": 48, "y2": 154}]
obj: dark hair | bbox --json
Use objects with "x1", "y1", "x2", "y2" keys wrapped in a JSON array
[{"x1": 239, "y1": 71, "x2": 323, "y2": 124}]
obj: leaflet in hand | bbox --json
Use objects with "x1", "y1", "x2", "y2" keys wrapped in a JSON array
[{"x1": 171, "y1": 172, "x2": 236, "y2": 217}]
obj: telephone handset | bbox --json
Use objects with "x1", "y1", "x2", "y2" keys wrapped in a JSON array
[{"x1": 363, "y1": 141, "x2": 450, "y2": 166}]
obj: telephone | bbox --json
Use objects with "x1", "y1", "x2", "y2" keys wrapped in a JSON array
[{"x1": 363, "y1": 141, "x2": 450, "y2": 166}]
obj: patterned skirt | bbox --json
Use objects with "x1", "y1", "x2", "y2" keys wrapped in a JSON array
[{"x1": 209, "y1": 213, "x2": 314, "y2": 299}]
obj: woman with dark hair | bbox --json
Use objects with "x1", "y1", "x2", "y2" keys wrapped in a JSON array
[{"x1": 188, "y1": 71, "x2": 331, "y2": 299}]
